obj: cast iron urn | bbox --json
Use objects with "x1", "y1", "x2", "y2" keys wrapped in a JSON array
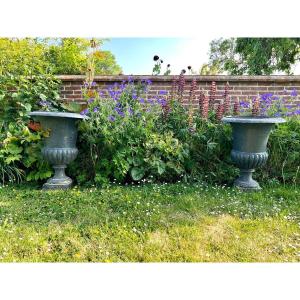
[
  {"x1": 222, "y1": 116, "x2": 285, "y2": 191},
  {"x1": 29, "y1": 111, "x2": 86, "y2": 190}
]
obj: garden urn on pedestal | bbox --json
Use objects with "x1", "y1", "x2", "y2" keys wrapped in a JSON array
[
  {"x1": 29, "y1": 111, "x2": 86, "y2": 190},
  {"x1": 222, "y1": 116, "x2": 285, "y2": 191}
]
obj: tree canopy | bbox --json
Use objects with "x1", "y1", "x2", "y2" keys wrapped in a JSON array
[
  {"x1": 202, "y1": 38, "x2": 300, "y2": 75},
  {"x1": 0, "y1": 38, "x2": 122, "y2": 76}
]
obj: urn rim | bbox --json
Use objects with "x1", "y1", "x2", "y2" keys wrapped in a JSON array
[
  {"x1": 29, "y1": 111, "x2": 88, "y2": 120},
  {"x1": 221, "y1": 116, "x2": 286, "y2": 124}
]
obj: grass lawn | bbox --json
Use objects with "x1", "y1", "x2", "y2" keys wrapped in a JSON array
[{"x1": 0, "y1": 182, "x2": 299, "y2": 262}]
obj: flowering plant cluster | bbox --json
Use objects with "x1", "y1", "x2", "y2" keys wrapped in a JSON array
[
  {"x1": 236, "y1": 89, "x2": 300, "y2": 117},
  {"x1": 73, "y1": 76, "x2": 189, "y2": 184}
]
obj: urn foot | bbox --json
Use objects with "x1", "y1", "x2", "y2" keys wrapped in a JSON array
[
  {"x1": 42, "y1": 165, "x2": 73, "y2": 190},
  {"x1": 234, "y1": 169, "x2": 261, "y2": 191}
]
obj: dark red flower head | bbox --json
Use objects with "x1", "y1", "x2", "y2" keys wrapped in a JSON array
[{"x1": 153, "y1": 55, "x2": 159, "y2": 61}]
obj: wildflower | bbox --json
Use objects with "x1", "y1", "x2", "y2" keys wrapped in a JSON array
[
  {"x1": 209, "y1": 81, "x2": 216, "y2": 109},
  {"x1": 114, "y1": 106, "x2": 125, "y2": 117},
  {"x1": 160, "y1": 59, "x2": 163, "y2": 63},
  {"x1": 87, "y1": 98, "x2": 94, "y2": 104},
  {"x1": 162, "y1": 98, "x2": 170, "y2": 118},
  {"x1": 159, "y1": 90, "x2": 167, "y2": 95},
  {"x1": 171, "y1": 76, "x2": 178, "y2": 100},
  {"x1": 167, "y1": 64, "x2": 170, "y2": 67},
  {"x1": 181, "y1": 69, "x2": 186, "y2": 74},
  {"x1": 260, "y1": 93, "x2": 273, "y2": 101},
  {"x1": 178, "y1": 72, "x2": 185, "y2": 102},
  {"x1": 93, "y1": 107, "x2": 99, "y2": 113},
  {"x1": 38, "y1": 100, "x2": 50, "y2": 107},
  {"x1": 198, "y1": 88, "x2": 205, "y2": 112},
  {"x1": 216, "y1": 101, "x2": 224, "y2": 121},
  {"x1": 28, "y1": 120, "x2": 41, "y2": 132},
  {"x1": 240, "y1": 100, "x2": 250, "y2": 108},
  {"x1": 252, "y1": 97, "x2": 260, "y2": 116},
  {"x1": 139, "y1": 98, "x2": 145, "y2": 104},
  {"x1": 187, "y1": 66, "x2": 192, "y2": 70},
  {"x1": 91, "y1": 81, "x2": 97, "y2": 87},
  {"x1": 223, "y1": 82, "x2": 230, "y2": 114},
  {"x1": 127, "y1": 107, "x2": 134, "y2": 115},
  {"x1": 157, "y1": 98, "x2": 167, "y2": 106},
  {"x1": 291, "y1": 88, "x2": 298, "y2": 97},
  {"x1": 80, "y1": 108, "x2": 89, "y2": 116},
  {"x1": 201, "y1": 92, "x2": 209, "y2": 119},
  {"x1": 128, "y1": 76, "x2": 134, "y2": 83},
  {"x1": 233, "y1": 99, "x2": 240, "y2": 115},
  {"x1": 147, "y1": 98, "x2": 155, "y2": 106},
  {"x1": 294, "y1": 109, "x2": 300, "y2": 115},
  {"x1": 153, "y1": 55, "x2": 159, "y2": 61}
]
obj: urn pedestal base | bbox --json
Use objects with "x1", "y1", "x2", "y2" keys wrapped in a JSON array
[
  {"x1": 42, "y1": 165, "x2": 73, "y2": 190},
  {"x1": 234, "y1": 169, "x2": 261, "y2": 191},
  {"x1": 42, "y1": 148, "x2": 78, "y2": 190},
  {"x1": 231, "y1": 150, "x2": 268, "y2": 191}
]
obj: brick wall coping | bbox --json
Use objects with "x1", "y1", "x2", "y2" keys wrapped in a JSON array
[{"x1": 56, "y1": 75, "x2": 300, "y2": 83}]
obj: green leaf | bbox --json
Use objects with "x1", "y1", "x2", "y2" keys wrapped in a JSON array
[
  {"x1": 157, "y1": 161, "x2": 166, "y2": 175},
  {"x1": 130, "y1": 167, "x2": 145, "y2": 181},
  {"x1": 5, "y1": 154, "x2": 22, "y2": 164}
]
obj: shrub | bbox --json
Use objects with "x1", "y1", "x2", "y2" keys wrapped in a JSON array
[
  {"x1": 0, "y1": 74, "x2": 61, "y2": 184},
  {"x1": 70, "y1": 78, "x2": 189, "y2": 185},
  {"x1": 259, "y1": 116, "x2": 300, "y2": 185}
]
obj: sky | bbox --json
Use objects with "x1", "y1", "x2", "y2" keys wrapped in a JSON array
[
  {"x1": 101, "y1": 37, "x2": 300, "y2": 75},
  {"x1": 101, "y1": 38, "x2": 213, "y2": 75}
]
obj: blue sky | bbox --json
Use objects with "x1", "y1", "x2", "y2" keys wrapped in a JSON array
[{"x1": 101, "y1": 38, "x2": 213, "y2": 75}]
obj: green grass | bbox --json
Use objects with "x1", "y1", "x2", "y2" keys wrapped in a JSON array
[{"x1": 0, "y1": 182, "x2": 299, "y2": 262}]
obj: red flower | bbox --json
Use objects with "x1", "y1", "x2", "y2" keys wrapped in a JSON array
[{"x1": 28, "y1": 121, "x2": 41, "y2": 132}]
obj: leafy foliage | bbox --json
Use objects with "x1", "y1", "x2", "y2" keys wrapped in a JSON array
[
  {"x1": 0, "y1": 71, "x2": 59, "y2": 184},
  {"x1": 205, "y1": 38, "x2": 300, "y2": 75},
  {"x1": 259, "y1": 117, "x2": 300, "y2": 185},
  {"x1": 0, "y1": 38, "x2": 122, "y2": 76},
  {"x1": 70, "y1": 78, "x2": 189, "y2": 185}
]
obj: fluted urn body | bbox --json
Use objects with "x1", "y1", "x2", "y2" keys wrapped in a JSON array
[
  {"x1": 222, "y1": 116, "x2": 285, "y2": 190},
  {"x1": 29, "y1": 111, "x2": 86, "y2": 190}
]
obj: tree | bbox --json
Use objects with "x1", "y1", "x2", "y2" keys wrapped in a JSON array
[
  {"x1": 203, "y1": 38, "x2": 300, "y2": 75},
  {"x1": 0, "y1": 38, "x2": 122, "y2": 76},
  {"x1": 0, "y1": 38, "x2": 51, "y2": 75}
]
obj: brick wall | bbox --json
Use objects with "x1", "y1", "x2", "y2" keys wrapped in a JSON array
[{"x1": 58, "y1": 75, "x2": 300, "y2": 108}]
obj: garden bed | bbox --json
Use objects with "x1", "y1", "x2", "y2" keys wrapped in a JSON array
[{"x1": 0, "y1": 183, "x2": 299, "y2": 262}]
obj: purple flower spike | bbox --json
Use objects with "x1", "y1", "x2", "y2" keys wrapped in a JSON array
[
  {"x1": 87, "y1": 97, "x2": 95, "y2": 104},
  {"x1": 93, "y1": 107, "x2": 99, "y2": 113},
  {"x1": 91, "y1": 81, "x2": 97, "y2": 87}
]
